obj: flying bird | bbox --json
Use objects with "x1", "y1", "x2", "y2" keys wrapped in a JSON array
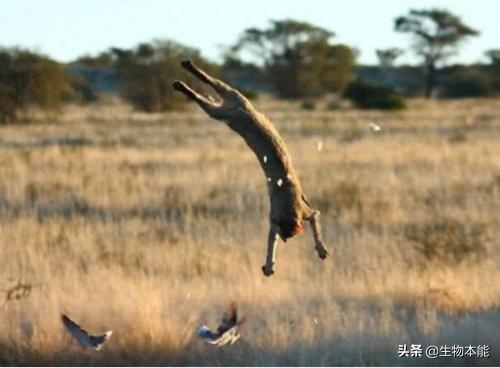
[
  {"x1": 196, "y1": 302, "x2": 244, "y2": 346},
  {"x1": 61, "y1": 314, "x2": 112, "y2": 350}
]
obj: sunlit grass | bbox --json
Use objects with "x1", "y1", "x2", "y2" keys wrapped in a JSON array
[{"x1": 0, "y1": 98, "x2": 499, "y2": 365}]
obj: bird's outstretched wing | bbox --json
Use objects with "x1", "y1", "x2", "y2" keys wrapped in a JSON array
[
  {"x1": 215, "y1": 326, "x2": 241, "y2": 346},
  {"x1": 197, "y1": 302, "x2": 244, "y2": 346},
  {"x1": 61, "y1": 314, "x2": 91, "y2": 344},
  {"x1": 218, "y1": 302, "x2": 238, "y2": 334},
  {"x1": 61, "y1": 314, "x2": 112, "y2": 350}
]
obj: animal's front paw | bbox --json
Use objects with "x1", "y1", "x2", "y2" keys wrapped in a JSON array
[
  {"x1": 261, "y1": 265, "x2": 275, "y2": 277},
  {"x1": 316, "y1": 245, "x2": 330, "y2": 260}
]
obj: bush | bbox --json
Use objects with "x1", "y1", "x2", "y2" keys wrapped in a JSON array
[
  {"x1": 339, "y1": 126, "x2": 364, "y2": 143},
  {"x1": 106, "y1": 40, "x2": 214, "y2": 112},
  {"x1": 301, "y1": 99, "x2": 316, "y2": 110},
  {"x1": 68, "y1": 74, "x2": 98, "y2": 104},
  {"x1": 326, "y1": 98, "x2": 342, "y2": 110},
  {"x1": 440, "y1": 69, "x2": 490, "y2": 98},
  {"x1": 343, "y1": 79, "x2": 406, "y2": 110},
  {"x1": 0, "y1": 82, "x2": 16, "y2": 122},
  {"x1": 447, "y1": 128, "x2": 467, "y2": 143},
  {"x1": 0, "y1": 48, "x2": 71, "y2": 122},
  {"x1": 314, "y1": 181, "x2": 363, "y2": 216},
  {"x1": 404, "y1": 218, "x2": 487, "y2": 265}
]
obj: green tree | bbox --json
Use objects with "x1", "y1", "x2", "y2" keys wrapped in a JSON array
[
  {"x1": 395, "y1": 9, "x2": 479, "y2": 98},
  {"x1": 441, "y1": 67, "x2": 490, "y2": 98},
  {"x1": 75, "y1": 52, "x2": 113, "y2": 67},
  {"x1": 485, "y1": 49, "x2": 500, "y2": 95},
  {"x1": 232, "y1": 19, "x2": 355, "y2": 98},
  {"x1": 485, "y1": 49, "x2": 500, "y2": 64},
  {"x1": 0, "y1": 48, "x2": 71, "y2": 122},
  {"x1": 106, "y1": 40, "x2": 212, "y2": 112},
  {"x1": 68, "y1": 74, "x2": 98, "y2": 104},
  {"x1": 376, "y1": 48, "x2": 404, "y2": 67}
]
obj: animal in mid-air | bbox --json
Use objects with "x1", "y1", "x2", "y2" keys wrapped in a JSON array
[
  {"x1": 61, "y1": 314, "x2": 112, "y2": 350},
  {"x1": 196, "y1": 302, "x2": 244, "y2": 346},
  {"x1": 173, "y1": 59, "x2": 329, "y2": 276}
]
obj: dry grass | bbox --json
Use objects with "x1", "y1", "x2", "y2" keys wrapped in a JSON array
[{"x1": 0, "y1": 97, "x2": 499, "y2": 366}]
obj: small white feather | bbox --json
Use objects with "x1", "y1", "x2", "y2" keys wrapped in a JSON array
[{"x1": 368, "y1": 122, "x2": 382, "y2": 132}]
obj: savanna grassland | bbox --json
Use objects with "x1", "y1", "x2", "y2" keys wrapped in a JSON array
[{"x1": 0, "y1": 97, "x2": 499, "y2": 366}]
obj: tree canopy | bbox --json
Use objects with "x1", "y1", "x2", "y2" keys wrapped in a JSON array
[
  {"x1": 0, "y1": 48, "x2": 71, "y2": 122},
  {"x1": 81, "y1": 40, "x2": 214, "y2": 112},
  {"x1": 231, "y1": 19, "x2": 355, "y2": 98},
  {"x1": 376, "y1": 48, "x2": 404, "y2": 67},
  {"x1": 395, "y1": 9, "x2": 479, "y2": 97}
]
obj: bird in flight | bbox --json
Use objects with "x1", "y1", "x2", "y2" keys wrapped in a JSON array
[
  {"x1": 197, "y1": 302, "x2": 244, "y2": 346},
  {"x1": 61, "y1": 314, "x2": 112, "y2": 350}
]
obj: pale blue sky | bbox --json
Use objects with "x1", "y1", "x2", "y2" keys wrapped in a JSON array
[{"x1": 0, "y1": 0, "x2": 498, "y2": 65}]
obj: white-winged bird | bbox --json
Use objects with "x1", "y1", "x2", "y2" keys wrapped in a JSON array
[
  {"x1": 197, "y1": 302, "x2": 244, "y2": 346},
  {"x1": 61, "y1": 314, "x2": 112, "y2": 350}
]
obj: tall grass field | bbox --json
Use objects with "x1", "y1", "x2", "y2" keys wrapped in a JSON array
[{"x1": 0, "y1": 98, "x2": 498, "y2": 366}]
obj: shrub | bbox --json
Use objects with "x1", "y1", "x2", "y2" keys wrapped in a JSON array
[
  {"x1": 111, "y1": 41, "x2": 214, "y2": 112},
  {"x1": 68, "y1": 74, "x2": 98, "y2": 104},
  {"x1": 440, "y1": 69, "x2": 490, "y2": 98},
  {"x1": 343, "y1": 79, "x2": 406, "y2": 110},
  {"x1": 314, "y1": 181, "x2": 363, "y2": 216},
  {"x1": 301, "y1": 99, "x2": 316, "y2": 110},
  {"x1": 326, "y1": 98, "x2": 342, "y2": 110},
  {"x1": 78, "y1": 40, "x2": 215, "y2": 112},
  {"x1": 404, "y1": 218, "x2": 487, "y2": 265},
  {"x1": 0, "y1": 48, "x2": 71, "y2": 122},
  {"x1": 0, "y1": 82, "x2": 16, "y2": 122},
  {"x1": 447, "y1": 128, "x2": 467, "y2": 143},
  {"x1": 339, "y1": 126, "x2": 365, "y2": 143}
]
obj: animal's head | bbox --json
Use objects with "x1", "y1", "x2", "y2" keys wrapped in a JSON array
[{"x1": 272, "y1": 217, "x2": 303, "y2": 242}]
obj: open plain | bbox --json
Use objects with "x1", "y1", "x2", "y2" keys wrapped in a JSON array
[{"x1": 0, "y1": 98, "x2": 499, "y2": 366}]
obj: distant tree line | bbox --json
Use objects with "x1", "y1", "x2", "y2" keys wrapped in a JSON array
[
  {"x1": 1, "y1": 9, "x2": 500, "y2": 121},
  {"x1": 75, "y1": 40, "x2": 219, "y2": 112}
]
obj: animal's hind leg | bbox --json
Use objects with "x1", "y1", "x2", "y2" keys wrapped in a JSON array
[
  {"x1": 262, "y1": 227, "x2": 279, "y2": 276},
  {"x1": 172, "y1": 80, "x2": 220, "y2": 116},
  {"x1": 181, "y1": 59, "x2": 232, "y2": 95},
  {"x1": 307, "y1": 210, "x2": 329, "y2": 260}
]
